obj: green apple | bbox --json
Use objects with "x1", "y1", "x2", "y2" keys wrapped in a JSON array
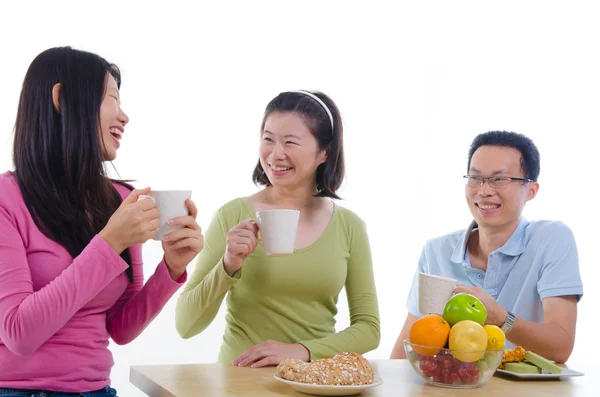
[{"x1": 442, "y1": 293, "x2": 487, "y2": 326}]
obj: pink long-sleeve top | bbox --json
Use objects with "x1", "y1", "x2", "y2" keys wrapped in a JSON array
[{"x1": 0, "y1": 172, "x2": 186, "y2": 392}]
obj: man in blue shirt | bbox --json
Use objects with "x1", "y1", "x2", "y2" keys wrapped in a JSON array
[{"x1": 390, "y1": 131, "x2": 583, "y2": 363}]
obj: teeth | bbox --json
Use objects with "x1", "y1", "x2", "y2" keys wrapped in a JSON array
[
  {"x1": 479, "y1": 204, "x2": 500, "y2": 210},
  {"x1": 272, "y1": 165, "x2": 292, "y2": 171},
  {"x1": 109, "y1": 128, "x2": 122, "y2": 137}
]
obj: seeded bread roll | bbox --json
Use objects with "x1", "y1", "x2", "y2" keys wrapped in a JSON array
[{"x1": 277, "y1": 352, "x2": 375, "y2": 386}]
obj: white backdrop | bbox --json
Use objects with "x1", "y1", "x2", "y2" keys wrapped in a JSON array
[{"x1": 1, "y1": 1, "x2": 599, "y2": 395}]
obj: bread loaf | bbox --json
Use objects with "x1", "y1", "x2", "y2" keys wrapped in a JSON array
[{"x1": 277, "y1": 352, "x2": 375, "y2": 386}]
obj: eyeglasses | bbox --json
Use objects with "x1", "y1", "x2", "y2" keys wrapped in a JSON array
[{"x1": 463, "y1": 175, "x2": 534, "y2": 188}]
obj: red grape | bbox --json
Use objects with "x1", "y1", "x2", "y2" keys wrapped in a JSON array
[
  {"x1": 441, "y1": 368, "x2": 452, "y2": 384},
  {"x1": 458, "y1": 366, "x2": 471, "y2": 383},
  {"x1": 449, "y1": 371, "x2": 460, "y2": 384},
  {"x1": 441, "y1": 358, "x2": 454, "y2": 369}
]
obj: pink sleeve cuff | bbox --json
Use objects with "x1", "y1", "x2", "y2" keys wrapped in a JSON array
[{"x1": 157, "y1": 257, "x2": 188, "y2": 285}]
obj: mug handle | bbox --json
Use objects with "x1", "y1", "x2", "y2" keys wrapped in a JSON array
[
  {"x1": 248, "y1": 219, "x2": 263, "y2": 249},
  {"x1": 138, "y1": 194, "x2": 156, "y2": 204}
]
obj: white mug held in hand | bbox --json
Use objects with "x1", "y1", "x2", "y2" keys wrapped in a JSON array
[
  {"x1": 418, "y1": 272, "x2": 458, "y2": 315},
  {"x1": 140, "y1": 190, "x2": 192, "y2": 241},
  {"x1": 255, "y1": 209, "x2": 300, "y2": 256}
]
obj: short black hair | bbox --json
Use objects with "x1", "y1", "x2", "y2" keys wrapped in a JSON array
[{"x1": 467, "y1": 131, "x2": 540, "y2": 181}]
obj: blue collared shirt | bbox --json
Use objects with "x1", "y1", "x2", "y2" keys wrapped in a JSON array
[{"x1": 406, "y1": 217, "x2": 583, "y2": 348}]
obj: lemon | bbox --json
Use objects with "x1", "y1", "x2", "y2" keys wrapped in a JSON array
[{"x1": 483, "y1": 325, "x2": 506, "y2": 350}]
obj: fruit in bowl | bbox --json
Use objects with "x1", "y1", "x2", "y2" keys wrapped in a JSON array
[
  {"x1": 448, "y1": 320, "x2": 488, "y2": 362},
  {"x1": 406, "y1": 293, "x2": 507, "y2": 388},
  {"x1": 442, "y1": 293, "x2": 487, "y2": 326},
  {"x1": 404, "y1": 340, "x2": 503, "y2": 388},
  {"x1": 408, "y1": 314, "x2": 450, "y2": 356}
]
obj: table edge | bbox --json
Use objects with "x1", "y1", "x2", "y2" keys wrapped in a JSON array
[{"x1": 130, "y1": 366, "x2": 176, "y2": 397}]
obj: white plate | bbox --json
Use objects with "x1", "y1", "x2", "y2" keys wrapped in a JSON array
[
  {"x1": 273, "y1": 374, "x2": 383, "y2": 396},
  {"x1": 496, "y1": 367, "x2": 584, "y2": 379}
]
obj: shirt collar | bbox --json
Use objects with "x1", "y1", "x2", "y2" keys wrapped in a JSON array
[
  {"x1": 451, "y1": 217, "x2": 529, "y2": 264},
  {"x1": 497, "y1": 217, "x2": 529, "y2": 256}
]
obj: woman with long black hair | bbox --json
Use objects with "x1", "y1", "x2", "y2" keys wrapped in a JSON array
[{"x1": 0, "y1": 47, "x2": 204, "y2": 396}]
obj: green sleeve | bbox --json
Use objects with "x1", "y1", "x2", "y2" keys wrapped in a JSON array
[
  {"x1": 300, "y1": 216, "x2": 381, "y2": 360},
  {"x1": 175, "y1": 208, "x2": 240, "y2": 338}
]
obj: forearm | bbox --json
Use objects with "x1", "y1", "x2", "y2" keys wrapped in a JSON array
[
  {"x1": 301, "y1": 317, "x2": 380, "y2": 361},
  {"x1": 0, "y1": 235, "x2": 127, "y2": 355},
  {"x1": 107, "y1": 259, "x2": 185, "y2": 344},
  {"x1": 175, "y1": 258, "x2": 237, "y2": 338},
  {"x1": 506, "y1": 317, "x2": 574, "y2": 363},
  {"x1": 390, "y1": 313, "x2": 418, "y2": 359},
  {"x1": 390, "y1": 331, "x2": 410, "y2": 359}
]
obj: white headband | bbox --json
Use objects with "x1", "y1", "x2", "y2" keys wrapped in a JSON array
[{"x1": 289, "y1": 90, "x2": 334, "y2": 131}]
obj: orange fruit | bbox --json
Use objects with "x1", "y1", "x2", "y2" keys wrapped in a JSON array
[{"x1": 409, "y1": 314, "x2": 451, "y2": 356}]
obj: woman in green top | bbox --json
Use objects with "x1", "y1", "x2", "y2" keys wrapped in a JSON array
[{"x1": 175, "y1": 90, "x2": 380, "y2": 368}]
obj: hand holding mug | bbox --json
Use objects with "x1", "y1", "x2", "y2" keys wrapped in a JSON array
[
  {"x1": 223, "y1": 220, "x2": 259, "y2": 276},
  {"x1": 162, "y1": 198, "x2": 204, "y2": 280},
  {"x1": 100, "y1": 187, "x2": 159, "y2": 254}
]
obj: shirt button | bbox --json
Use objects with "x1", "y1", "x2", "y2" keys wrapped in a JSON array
[{"x1": 477, "y1": 274, "x2": 483, "y2": 279}]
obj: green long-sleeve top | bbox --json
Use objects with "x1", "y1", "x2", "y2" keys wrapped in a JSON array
[{"x1": 175, "y1": 197, "x2": 380, "y2": 363}]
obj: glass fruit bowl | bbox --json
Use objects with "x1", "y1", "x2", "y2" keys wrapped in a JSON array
[{"x1": 403, "y1": 339, "x2": 503, "y2": 388}]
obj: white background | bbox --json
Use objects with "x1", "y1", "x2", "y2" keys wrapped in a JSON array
[{"x1": 1, "y1": 1, "x2": 599, "y2": 395}]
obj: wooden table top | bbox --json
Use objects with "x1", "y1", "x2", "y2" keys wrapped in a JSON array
[{"x1": 130, "y1": 359, "x2": 590, "y2": 396}]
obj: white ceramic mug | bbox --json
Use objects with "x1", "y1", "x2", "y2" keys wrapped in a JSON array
[
  {"x1": 255, "y1": 209, "x2": 300, "y2": 256},
  {"x1": 140, "y1": 190, "x2": 192, "y2": 241},
  {"x1": 417, "y1": 272, "x2": 458, "y2": 315}
]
